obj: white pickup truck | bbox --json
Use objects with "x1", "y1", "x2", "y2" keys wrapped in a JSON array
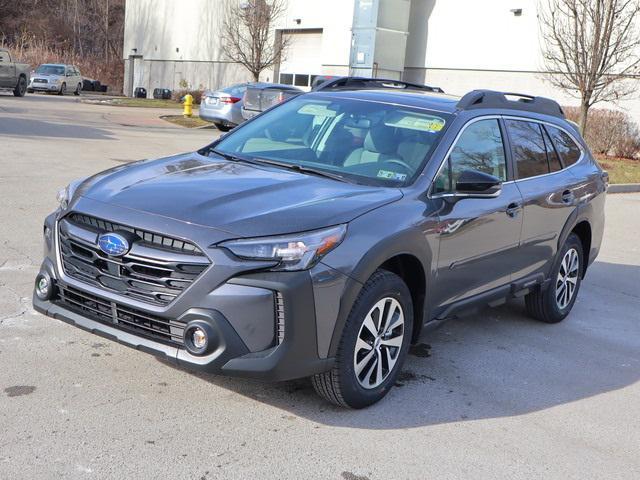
[{"x1": 0, "y1": 48, "x2": 30, "y2": 97}]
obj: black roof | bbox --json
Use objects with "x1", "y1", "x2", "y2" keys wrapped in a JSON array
[
  {"x1": 307, "y1": 88, "x2": 461, "y2": 114},
  {"x1": 308, "y1": 85, "x2": 565, "y2": 120}
]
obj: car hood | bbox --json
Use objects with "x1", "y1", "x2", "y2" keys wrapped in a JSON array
[
  {"x1": 77, "y1": 152, "x2": 403, "y2": 237},
  {"x1": 32, "y1": 74, "x2": 62, "y2": 79}
]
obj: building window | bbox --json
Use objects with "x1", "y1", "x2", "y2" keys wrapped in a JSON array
[
  {"x1": 294, "y1": 74, "x2": 310, "y2": 87},
  {"x1": 280, "y1": 73, "x2": 293, "y2": 85}
]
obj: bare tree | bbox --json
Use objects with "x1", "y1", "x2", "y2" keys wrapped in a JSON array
[
  {"x1": 540, "y1": 0, "x2": 640, "y2": 134},
  {"x1": 221, "y1": 0, "x2": 290, "y2": 81}
]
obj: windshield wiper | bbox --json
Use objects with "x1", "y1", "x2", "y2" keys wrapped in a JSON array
[
  {"x1": 204, "y1": 148, "x2": 350, "y2": 183},
  {"x1": 205, "y1": 147, "x2": 264, "y2": 167},
  {"x1": 250, "y1": 157, "x2": 351, "y2": 183}
]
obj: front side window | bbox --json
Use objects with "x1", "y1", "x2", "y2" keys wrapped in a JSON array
[
  {"x1": 507, "y1": 120, "x2": 551, "y2": 179},
  {"x1": 0, "y1": 52, "x2": 9, "y2": 62},
  {"x1": 546, "y1": 125, "x2": 582, "y2": 167},
  {"x1": 433, "y1": 119, "x2": 507, "y2": 194},
  {"x1": 213, "y1": 95, "x2": 451, "y2": 186}
]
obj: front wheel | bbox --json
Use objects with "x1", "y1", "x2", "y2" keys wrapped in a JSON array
[
  {"x1": 74, "y1": 83, "x2": 81, "y2": 96},
  {"x1": 214, "y1": 123, "x2": 232, "y2": 132},
  {"x1": 312, "y1": 270, "x2": 413, "y2": 408},
  {"x1": 58, "y1": 82, "x2": 66, "y2": 96},
  {"x1": 525, "y1": 233, "x2": 583, "y2": 323},
  {"x1": 13, "y1": 76, "x2": 27, "y2": 97}
]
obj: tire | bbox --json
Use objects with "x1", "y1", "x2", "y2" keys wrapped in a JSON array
[
  {"x1": 312, "y1": 269, "x2": 413, "y2": 408},
  {"x1": 13, "y1": 76, "x2": 27, "y2": 97},
  {"x1": 525, "y1": 233, "x2": 583, "y2": 324},
  {"x1": 215, "y1": 123, "x2": 232, "y2": 132},
  {"x1": 27, "y1": 89, "x2": 34, "y2": 94},
  {"x1": 74, "y1": 83, "x2": 81, "y2": 96},
  {"x1": 58, "y1": 82, "x2": 66, "y2": 96}
]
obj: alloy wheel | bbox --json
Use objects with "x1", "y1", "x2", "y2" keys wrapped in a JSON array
[
  {"x1": 353, "y1": 297, "x2": 405, "y2": 389},
  {"x1": 556, "y1": 248, "x2": 580, "y2": 310}
]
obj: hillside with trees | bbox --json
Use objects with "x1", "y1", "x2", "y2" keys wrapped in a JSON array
[{"x1": 0, "y1": 0, "x2": 125, "y2": 92}]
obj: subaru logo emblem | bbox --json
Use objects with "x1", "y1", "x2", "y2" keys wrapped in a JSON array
[{"x1": 97, "y1": 233, "x2": 130, "y2": 257}]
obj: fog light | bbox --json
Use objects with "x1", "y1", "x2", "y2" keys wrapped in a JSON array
[
  {"x1": 192, "y1": 328, "x2": 207, "y2": 349},
  {"x1": 35, "y1": 273, "x2": 54, "y2": 300},
  {"x1": 183, "y1": 321, "x2": 216, "y2": 356}
]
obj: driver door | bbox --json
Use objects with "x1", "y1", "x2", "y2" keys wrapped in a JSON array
[{"x1": 431, "y1": 117, "x2": 524, "y2": 311}]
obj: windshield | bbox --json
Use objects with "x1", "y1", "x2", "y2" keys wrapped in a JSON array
[
  {"x1": 36, "y1": 65, "x2": 65, "y2": 75},
  {"x1": 213, "y1": 94, "x2": 451, "y2": 186}
]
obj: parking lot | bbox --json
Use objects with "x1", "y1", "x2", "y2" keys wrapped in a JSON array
[{"x1": 1, "y1": 93, "x2": 639, "y2": 479}]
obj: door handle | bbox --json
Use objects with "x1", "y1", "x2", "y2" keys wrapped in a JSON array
[
  {"x1": 561, "y1": 190, "x2": 575, "y2": 204},
  {"x1": 506, "y1": 202, "x2": 522, "y2": 218}
]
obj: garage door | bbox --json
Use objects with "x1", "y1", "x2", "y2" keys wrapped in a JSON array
[{"x1": 279, "y1": 30, "x2": 323, "y2": 89}]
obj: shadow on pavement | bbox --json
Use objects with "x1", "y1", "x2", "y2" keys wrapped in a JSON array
[
  {"x1": 162, "y1": 260, "x2": 640, "y2": 429},
  {"x1": 0, "y1": 117, "x2": 113, "y2": 140}
]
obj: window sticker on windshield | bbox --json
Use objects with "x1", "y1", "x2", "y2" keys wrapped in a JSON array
[
  {"x1": 384, "y1": 112, "x2": 446, "y2": 133},
  {"x1": 298, "y1": 103, "x2": 338, "y2": 117},
  {"x1": 377, "y1": 170, "x2": 407, "y2": 181}
]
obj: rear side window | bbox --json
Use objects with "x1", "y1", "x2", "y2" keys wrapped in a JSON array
[
  {"x1": 434, "y1": 118, "x2": 507, "y2": 194},
  {"x1": 0, "y1": 51, "x2": 9, "y2": 62},
  {"x1": 506, "y1": 120, "x2": 550, "y2": 179},
  {"x1": 546, "y1": 125, "x2": 582, "y2": 167},
  {"x1": 542, "y1": 127, "x2": 563, "y2": 172}
]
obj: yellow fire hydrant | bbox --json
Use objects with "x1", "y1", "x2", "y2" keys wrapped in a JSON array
[{"x1": 183, "y1": 93, "x2": 193, "y2": 117}]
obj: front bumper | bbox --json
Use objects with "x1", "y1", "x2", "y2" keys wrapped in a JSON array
[
  {"x1": 29, "y1": 82, "x2": 60, "y2": 91},
  {"x1": 34, "y1": 208, "x2": 342, "y2": 380}
]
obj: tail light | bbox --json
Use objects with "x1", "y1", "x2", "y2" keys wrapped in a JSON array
[{"x1": 220, "y1": 96, "x2": 241, "y2": 104}]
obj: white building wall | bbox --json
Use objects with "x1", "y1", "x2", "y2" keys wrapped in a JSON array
[
  {"x1": 404, "y1": 0, "x2": 640, "y2": 123},
  {"x1": 123, "y1": 0, "x2": 355, "y2": 96}
]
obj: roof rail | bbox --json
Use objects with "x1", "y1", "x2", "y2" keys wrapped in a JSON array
[
  {"x1": 456, "y1": 90, "x2": 564, "y2": 118},
  {"x1": 312, "y1": 76, "x2": 445, "y2": 94}
]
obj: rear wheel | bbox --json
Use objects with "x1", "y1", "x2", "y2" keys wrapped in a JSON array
[
  {"x1": 58, "y1": 82, "x2": 66, "y2": 96},
  {"x1": 525, "y1": 233, "x2": 583, "y2": 323},
  {"x1": 13, "y1": 76, "x2": 27, "y2": 97},
  {"x1": 312, "y1": 270, "x2": 413, "y2": 408},
  {"x1": 214, "y1": 123, "x2": 232, "y2": 132}
]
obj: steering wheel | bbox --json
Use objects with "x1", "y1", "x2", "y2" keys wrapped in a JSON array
[{"x1": 382, "y1": 158, "x2": 412, "y2": 172}]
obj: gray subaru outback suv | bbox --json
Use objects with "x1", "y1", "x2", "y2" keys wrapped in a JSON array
[{"x1": 33, "y1": 78, "x2": 607, "y2": 408}]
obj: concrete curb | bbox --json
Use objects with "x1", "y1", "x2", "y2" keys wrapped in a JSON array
[{"x1": 608, "y1": 183, "x2": 640, "y2": 193}]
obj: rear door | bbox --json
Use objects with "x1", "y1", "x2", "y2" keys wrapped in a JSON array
[
  {"x1": 431, "y1": 117, "x2": 524, "y2": 310},
  {"x1": 505, "y1": 118, "x2": 583, "y2": 280},
  {"x1": 0, "y1": 51, "x2": 13, "y2": 87}
]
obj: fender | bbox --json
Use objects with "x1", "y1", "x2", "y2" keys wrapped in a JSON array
[
  {"x1": 324, "y1": 226, "x2": 433, "y2": 357},
  {"x1": 556, "y1": 202, "x2": 594, "y2": 276}
]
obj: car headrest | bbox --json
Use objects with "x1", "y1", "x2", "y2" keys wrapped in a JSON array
[{"x1": 364, "y1": 125, "x2": 397, "y2": 154}]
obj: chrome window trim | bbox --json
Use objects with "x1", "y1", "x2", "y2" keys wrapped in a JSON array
[{"x1": 429, "y1": 114, "x2": 586, "y2": 198}]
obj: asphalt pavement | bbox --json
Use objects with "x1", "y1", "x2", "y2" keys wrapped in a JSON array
[{"x1": 1, "y1": 92, "x2": 639, "y2": 480}]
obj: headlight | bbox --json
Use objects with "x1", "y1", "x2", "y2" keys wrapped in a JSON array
[
  {"x1": 219, "y1": 225, "x2": 347, "y2": 271},
  {"x1": 56, "y1": 178, "x2": 85, "y2": 210}
]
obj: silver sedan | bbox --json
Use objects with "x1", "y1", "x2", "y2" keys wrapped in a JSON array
[{"x1": 199, "y1": 83, "x2": 250, "y2": 132}]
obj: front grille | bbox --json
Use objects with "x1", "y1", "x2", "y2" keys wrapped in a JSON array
[
  {"x1": 57, "y1": 285, "x2": 186, "y2": 346},
  {"x1": 58, "y1": 214, "x2": 210, "y2": 306},
  {"x1": 68, "y1": 213, "x2": 203, "y2": 255},
  {"x1": 33, "y1": 78, "x2": 48, "y2": 83}
]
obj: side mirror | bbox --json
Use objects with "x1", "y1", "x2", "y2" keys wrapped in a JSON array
[{"x1": 455, "y1": 170, "x2": 502, "y2": 196}]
